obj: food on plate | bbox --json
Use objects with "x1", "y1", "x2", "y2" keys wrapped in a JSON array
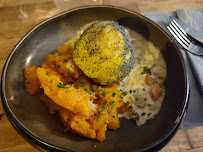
[
  {"x1": 24, "y1": 21, "x2": 166, "y2": 141},
  {"x1": 73, "y1": 21, "x2": 134, "y2": 85}
]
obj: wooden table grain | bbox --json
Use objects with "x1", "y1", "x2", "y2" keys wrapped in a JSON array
[{"x1": 0, "y1": 0, "x2": 203, "y2": 152}]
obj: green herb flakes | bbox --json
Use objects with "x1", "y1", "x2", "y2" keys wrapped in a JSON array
[
  {"x1": 100, "y1": 90, "x2": 106, "y2": 97},
  {"x1": 97, "y1": 105, "x2": 108, "y2": 120},
  {"x1": 141, "y1": 67, "x2": 151, "y2": 75},
  {"x1": 56, "y1": 65, "x2": 60, "y2": 68},
  {"x1": 50, "y1": 80, "x2": 53, "y2": 83},
  {"x1": 112, "y1": 93, "x2": 117, "y2": 97},
  {"x1": 50, "y1": 89, "x2": 53, "y2": 92},
  {"x1": 90, "y1": 85, "x2": 94, "y2": 92},
  {"x1": 122, "y1": 92, "x2": 127, "y2": 96},
  {"x1": 105, "y1": 121, "x2": 109, "y2": 124},
  {"x1": 107, "y1": 110, "x2": 111, "y2": 114},
  {"x1": 141, "y1": 113, "x2": 146, "y2": 116},
  {"x1": 46, "y1": 72, "x2": 50, "y2": 76},
  {"x1": 125, "y1": 101, "x2": 130, "y2": 107},
  {"x1": 109, "y1": 100, "x2": 114, "y2": 106},
  {"x1": 79, "y1": 82, "x2": 85, "y2": 87},
  {"x1": 148, "y1": 113, "x2": 151, "y2": 116},
  {"x1": 102, "y1": 105, "x2": 107, "y2": 111},
  {"x1": 63, "y1": 59, "x2": 68, "y2": 63},
  {"x1": 57, "y1": 82, "x2": 67, "y2": 88},
  {"x1": 112, "y1": 115, "x2": 115, "y2": 118}
]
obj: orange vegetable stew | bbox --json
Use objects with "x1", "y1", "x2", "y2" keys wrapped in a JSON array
[{"x1": 24, "y1": 42, "x2": 129, "y2": 141}]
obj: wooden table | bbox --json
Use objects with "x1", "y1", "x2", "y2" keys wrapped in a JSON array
[{"x1": 0, "y1": 0, "x2": 203, "y2": 151}]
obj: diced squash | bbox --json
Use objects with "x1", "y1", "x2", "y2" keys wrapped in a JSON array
[
  {"x1": 37, "y1": 67, "x2": 92, "y2": 117},
  {"x1": 24, "y1": 66, "x2": 41, "y2": 95},
  {"x1": 24, "y1": 42, "x2": 127, "y2": 142}
]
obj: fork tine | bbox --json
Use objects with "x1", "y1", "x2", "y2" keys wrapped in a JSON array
[
  {"x1": 171, "y1": 20, "x2": 192, "y2": 44},
  {"x1": 167, "y1": 26, "x2": 189, "y2": 49},
  {"x1": 168, "y1": 23, "x2": 190, "y2": 47}
]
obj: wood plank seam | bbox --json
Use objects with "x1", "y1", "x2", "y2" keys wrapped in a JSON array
[{"x1": 185, "y1": 129, "x2": 194, "y2": 149}]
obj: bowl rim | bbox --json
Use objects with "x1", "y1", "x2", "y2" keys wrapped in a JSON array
[{"x1": 1, "y1": 5, "x2": 190, "y2": 152}]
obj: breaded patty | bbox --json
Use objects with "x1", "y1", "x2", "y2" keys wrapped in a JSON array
[{"x1": 73, "y1": 21, "x2": 134, "y2": 85}]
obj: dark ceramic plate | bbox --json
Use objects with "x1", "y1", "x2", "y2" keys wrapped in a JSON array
[{"x1": 1, "y1": 5, "x2": 189, "y2": 152}]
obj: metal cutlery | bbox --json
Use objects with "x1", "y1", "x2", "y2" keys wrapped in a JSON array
[
  {"x1": 167, "y1": 19, "x2": 203, "y2": 56},
  {"x1": 169, "y1": 16, "x2": 203, "y2": 44}
]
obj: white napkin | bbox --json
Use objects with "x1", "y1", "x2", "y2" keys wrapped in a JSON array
[{"x1": 177, "y1": 9, "x2": 203, "y2": 94}]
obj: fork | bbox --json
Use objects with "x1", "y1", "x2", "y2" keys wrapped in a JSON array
[{"x1": 167, "y1": 20, "x2": 203, "y2": 56}]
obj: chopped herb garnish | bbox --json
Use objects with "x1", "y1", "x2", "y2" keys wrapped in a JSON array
[
  {"x1": 133, "y1": 89, "x2": 136, "y2": 93},
  {"x1": 147, "y1": 104, "x2": 152, "y2": 107},
  {"x1": 120, "y1": 90, "x2": 127, "y2": 99},
  {"x1": 104, "y1": 100, "x2": 107, "y2": 104},
  {"x1": 58, "y1": 52, "x2": 62, "y2": 56},
  {"x1": 136, "y1": 97, "x2": 138, "y2": 101},
  {"x1": 73, "y1": 113, "x2": 75, "y2": 116},
  {"x1": 100, "y1": 90, "x2": 106, "y2": 97},
  {"x1": 122, "y1": 92, "x2": 127, "y2": 96},
  {"x1": 148, "y1": 113, "x2": 151, "y2": 116},
  {"x1": 50, "y1": 80, "x2": 53, "y2": 83},
  {"x1": 63, "y1": 59, "x2": 68, "y2": 63},
  {"x1": 85, "y1": 87, "x2": 88, "y2": 90},
  {"x1": 146, "y1": 119, "x2": 151, "y2": 124},
  {"x1": 67, "y1": 47, "x2": 70, "y2": 51},
  {"x1": 97, "y1": 105, "x2": 108, "y2": 120},
  {"x1": 67, "y1": 72, "x2": 71, "y2": 77},
  {"x1": 50, "y1": 89, "x2": 53, "y2": 92},
  {"x1": 102, "y1": 105, "x2": 107, "y2": 111},
  {"x1": 143, "y1": 88, "x2": 145, "y2": 91},
  {"x1": 26, "y1": 82, "x2": 30, "y2": 84},
  {"x1": 120, "y1": 95, "x2": 123, "y2": 99},
  {"x1": 107, "y1": 110, "x2": 111, "y2": 114},
  {"x1": 97, "y1": 110, "x2": 101, "y2": 120},
  {"x1": 109, "y1": 100, "x2": 114, "y2": 106},
  {"x1": 46, "y1": 72, "x2": 50, "y2": 76},
  {"x1": 90, "y1": 93, "x2": 93, "y2": 95},
  {"x1": 112, "y1": 93, "x2": 117, "y2": 97},
  {"x1": 141, "y1": 67, "x2": 151, "y2": 75},
  {"x1": 90, "y1": 85, "x2": 94, "y2": 92},
  {"x1": 112, "y1": 115, "x2": 115, "y2": 118},
  {"x1": 141, "y1": 113, "x2": 146, "y2": 116},
  {"x1": 105, "y1": 121, "x2": 109, "y2": 124},
  {"x1": 125, "y1": 101, "x2": 130, "y2": 107},
  {"x1": 129, "y1": 90, "x2": 132, "y2": 94},
  {"x1": 78, "y1": 82, "x2": 85, "y2": 87},
  {"x1": 107, "y1": 91, "x2": 110, "y2": 94},
  {"x1": 56, "y1": 65, "x2": 60, "y2": 68},
  {"x1": 57, "y1": 82, "x2": 67, "y2": 88}
]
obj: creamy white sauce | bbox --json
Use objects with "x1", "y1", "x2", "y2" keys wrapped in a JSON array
[{"x1": 118, "y1": 27, "x2": 167, "y2": 126}]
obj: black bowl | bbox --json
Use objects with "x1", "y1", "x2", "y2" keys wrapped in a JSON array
[{"x1": 1, "y1": 5, "x2": 189, "y2": 152}]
